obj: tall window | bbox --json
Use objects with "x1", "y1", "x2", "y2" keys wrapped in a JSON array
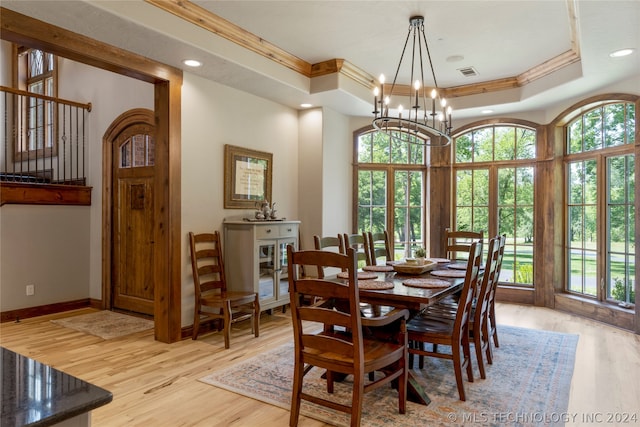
[
  {"x1": 454, "y1": 124, "x2": 537, "y2": 285},
  {"x1": 565, "y1": 101, "x2": 636, "y2": 307},
  {"x1": 15, "y1": 47, "x2": 58, "y2": 159},
  {"x1": 356, "y1": 129, "x2": 425, "y2": 259}
]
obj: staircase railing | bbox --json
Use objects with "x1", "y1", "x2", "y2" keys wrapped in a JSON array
[{"x1": 1, "y1": 85, "x2": 91, "y2": 186}]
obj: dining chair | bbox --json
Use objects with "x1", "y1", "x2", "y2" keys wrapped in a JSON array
[
  {"x1": 313, "y1": 234, "x2": 345, "y2": 278},
  {"x1": 487, "y1": 234, "x2": 507, "y2": 349},
  {"x1": 365, "y1": 230, "x2": 393, "y2": 266},
  {"x1": 467, "y1": 236, "x2": 501, "y2": 378},
  {"x1": 343, "y1": 233, "x2": 369, "y2": 268},
  {"x1": 444, "y1": 227, "x2": 484, "y2": 261},
  {"x1": 188, "y1": 231, "x2": 260, "y2": 348},
  {"x1": 407, "y1": 241, "x2": 483, "y2": 401},
  {"x1": 287, "y1": 245, "x2": 409, "y2": 427}
]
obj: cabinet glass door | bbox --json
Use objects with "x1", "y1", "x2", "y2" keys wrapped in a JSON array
[
  {"x1": 278, "y1": 239, "x2": 297, "y2": 299},
  {"x1": 258, "y1": 242, "x2": 276, "y2": 301}
]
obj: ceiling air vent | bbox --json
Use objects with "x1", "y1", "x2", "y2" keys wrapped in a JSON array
[{"x1": 458, "y1": 66, "x2": 478, "y2": 77}]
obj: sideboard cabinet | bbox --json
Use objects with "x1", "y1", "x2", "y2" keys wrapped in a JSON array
[{"x1": 223, "y1": 220, "x2": 300, "y2": 312}]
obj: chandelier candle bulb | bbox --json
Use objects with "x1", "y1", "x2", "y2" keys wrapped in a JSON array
[
  {"x1": 431, "y1": 89, "x2": 437, "y2": 117},
  {"x1": 373, "y1": 86, "x2": 379, "y2": 114}
]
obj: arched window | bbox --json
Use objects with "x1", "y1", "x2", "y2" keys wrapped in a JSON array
[
  {"x1": 355, "y1": 128, "x2": 427, "y2": 259},
  {"x1": 453, "y1": 123, "x2": 537, "y2": 285},
  {"x1": 564, "y1": 100, "x2": 636, "y2": 306}
]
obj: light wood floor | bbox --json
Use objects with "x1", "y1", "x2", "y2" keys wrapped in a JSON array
[{"x1": 1, "y1": 304, "x2": 639, "y2": 426}]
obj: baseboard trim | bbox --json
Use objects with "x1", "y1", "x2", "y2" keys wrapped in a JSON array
[{"x1": 0, "y1": 299, "x2": 100, "y2": 323}]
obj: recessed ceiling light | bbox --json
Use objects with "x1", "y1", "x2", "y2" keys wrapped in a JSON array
[
  {"x1": 482, "y1": 109, "x2": 494, "y2": 114},
  {"x1": 300, "y1": 103, "x2": 313, "y2": 108},
  {"x1": 182, "y1": 59, "x2": 202, "y2": 67},
  {"x1": 609, "y1": 48, "x2": 635, "y2": 58}
]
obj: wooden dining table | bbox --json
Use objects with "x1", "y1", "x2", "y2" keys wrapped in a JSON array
[{"x1": 336, "y1": 261, "x2": 465, "y2": 406}]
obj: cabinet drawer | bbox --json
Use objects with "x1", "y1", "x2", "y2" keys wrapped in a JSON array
[
  {"x1": 255, "y1": 225, "x2": 280, "y2": 239},
  {"x1": 255, "y1": 224, "x2": 298, "y2": 239},
  {"x1": 279, "y1": 224, "x2": 298, "y2": 238}
]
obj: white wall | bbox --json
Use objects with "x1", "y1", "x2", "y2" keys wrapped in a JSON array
[
  {"x1": 298, "y1": 108, "x2": 323, "y2": 250},
  {"x1": 180, "y1": 72, "x2": 299, "y2": 326},
  {"x1": 0, "y1": 45, "x2": 153, "y2": 311},
  {"x1": 322, "y1": 107, "x2": 351, "y2": 235}
]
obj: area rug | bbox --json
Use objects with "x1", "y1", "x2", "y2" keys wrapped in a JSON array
[
  {"x1": 199, "y1": 325, "x2": 578, "y2": 427},
  {"x1": 51, "y1": 310, "x2": 153, "y2": 339}
]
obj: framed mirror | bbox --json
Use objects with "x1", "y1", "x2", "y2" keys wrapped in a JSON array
[{"x1": 224, "y1": 144, "x2": 272, "y2": 209}]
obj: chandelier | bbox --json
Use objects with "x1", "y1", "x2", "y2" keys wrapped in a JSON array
[{"x1": 372, "y1": 16, "x2": 452, "y2": 147}]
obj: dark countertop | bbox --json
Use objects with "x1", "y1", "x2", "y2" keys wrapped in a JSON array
[{"x1": 1, "y1": 346, "x2": 113, "y2": 427}]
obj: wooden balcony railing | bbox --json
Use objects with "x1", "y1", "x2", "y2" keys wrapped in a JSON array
[{"x1": 0, "y1": 86, "x2": 92, "y2": 205}]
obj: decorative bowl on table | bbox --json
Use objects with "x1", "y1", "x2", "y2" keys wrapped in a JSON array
[{"x1": 392, "y1": 259, "x2": 437, "y2": 275}]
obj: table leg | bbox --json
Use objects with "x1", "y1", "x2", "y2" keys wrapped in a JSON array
[{"x1": 407, "y1": 373, "x2": 431, "y2": 405}]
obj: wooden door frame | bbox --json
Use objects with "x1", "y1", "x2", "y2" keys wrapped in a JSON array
[{"x1": 1, "y1": 8, "x2": 183, "y2": 343}]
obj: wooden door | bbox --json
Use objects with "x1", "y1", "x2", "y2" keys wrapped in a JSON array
[{"x1": 112, "y1": 125, "x2": 155, "y2": 315}]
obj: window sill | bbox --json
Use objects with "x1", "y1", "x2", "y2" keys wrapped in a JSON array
[
  {"x1": 0, "y1": 182, "x2": 92, "y2": 206},
  {"x1": 555, "y1": 292, "x2": 636, "y2": 331}
]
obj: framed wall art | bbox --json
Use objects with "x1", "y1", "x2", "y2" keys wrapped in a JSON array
[{"x1": 224, "y1": 144, "x2": 272, "y2": 209}]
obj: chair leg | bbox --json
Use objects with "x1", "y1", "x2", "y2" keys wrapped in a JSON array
[
  {"x1": 289, "y1": 360, "x2": 304, "y2": 427},
  {"x1": 399, "y1": 352, "x2": 407, "y2": 414},
  {"x1": 253, "y1": 296, "x2": 260, "y2": 338},
  {"x1": 474, "y1": 331, "x2": 486, "y2": 379},
  {"x1": 451, "y1": 344, "x2": 467, "y2": 401},
  {"x1": 223, "y1": 300, "x2": 232, "y2": 349},
  {"x1": 490, "y1": 308, "x2": 499, "y2": 347},
  {"x1": 350, "y1": 373, "x2": 364, "y2": 427},
  {"x1": 192, "y1": 307, "x2": 201, "y2": 340},
  {"x1": 326, "y1": 370, "x2": 335, "y2": 394},
  {"x1": 462, "y1": 335, "x2": 474, "y2": 384}
]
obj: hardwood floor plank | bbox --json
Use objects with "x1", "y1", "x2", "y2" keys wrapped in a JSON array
[{"x1": 1, "y1": 305, "x2": 639, "y2": 426}]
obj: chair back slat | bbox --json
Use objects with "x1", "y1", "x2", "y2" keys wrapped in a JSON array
[
  {"x1": 288, "y1": 246, "x2": 363, "y2": 358},
  {"x1": 366, "y1": 230, "x2": 392, "y2": 266},
  {"x1": 453, "y1": 241, "x2": 483, "y2": 341},
  {"x1": 189, "y1": 231, "x2": 227, "y2": 297},
  {"x1": 444, "y1": 227, "x2": 484, "y2": 261},
  {"x1": 474, "y1": 237, "x2": 501, "y2": 325},
  {"x1": 313, "y1": 234, "x2": 346, "y2": 278},
  {"x1": 343, "y1": 233, "x2": 368, "y2": 266},
  {"x1": 299, "y1": 306, "x2": 352, "y2": 329}
]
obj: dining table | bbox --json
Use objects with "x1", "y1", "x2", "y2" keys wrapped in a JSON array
[{"x1": 335, "y1": 259, "x2": 466, "y2": 406}]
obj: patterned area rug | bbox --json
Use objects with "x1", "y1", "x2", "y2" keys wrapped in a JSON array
[
  {"x1": 51, "y1": 310, "x2": 153, "y2": 339},
  {"x1": 200, "y1": 326, "x2": 578, "y2": 427}
]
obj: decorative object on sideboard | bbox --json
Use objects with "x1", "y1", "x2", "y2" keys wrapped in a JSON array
[{"x1": 254, "y1": 200, "x2": 278, "y2": 220}]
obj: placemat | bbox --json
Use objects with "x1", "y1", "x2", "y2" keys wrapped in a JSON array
[
  {"x1": 402, "y1": 278, "x2": 451, "y2": 288},
  {"x1": 362, "y1": 265, "x2": 394, "y2": 272},
  {"x1": 447, "y1": 262, "x2": 484, "y2": 270},
  {"x1": 427, "y1": 258, "x2": 450, "y2": 263},
  {"x1": 336, "y1": 271, "x2": 378, "y2": 280},
  {"x1": 431, "y1": 269, "x2": 466, "y2": 278},
  {"x1": 357, "y1": 280, "x2": 394, "y2": 290},
  {"x1": 447, "y1": 262, "x2": 468, "y2": 270}
]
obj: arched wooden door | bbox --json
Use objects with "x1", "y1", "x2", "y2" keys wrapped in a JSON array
[{"x1": 103, "y1": 109, "x2": 156, "y2": 317}]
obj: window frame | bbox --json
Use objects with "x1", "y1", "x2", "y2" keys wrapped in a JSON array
[
  {"x1": 563, "y1": 100, "x2": 636, "y2": 307},
  {"x1": 13, "y1": 45, "x2": 59, "y2": 162},
  {"x1": 452, "y1": 122, "x2": 539, "y2": 287},
  {"x1": 353, "y1": 126, "x2": 428, "y2": 259}
]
